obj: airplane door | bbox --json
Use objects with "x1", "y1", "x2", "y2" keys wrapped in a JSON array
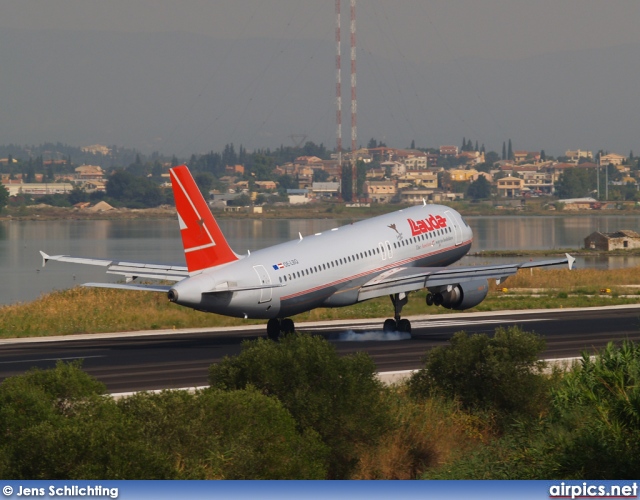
[
  {"x1": 445, "y1": 210, "x2": 463, "y2": 246},
  {"x1": 378, "y1": 242, "x2": 386, "y2": 260},
  {"x1": 253, "y1": 265, "x2": 272, "y2": 303}
]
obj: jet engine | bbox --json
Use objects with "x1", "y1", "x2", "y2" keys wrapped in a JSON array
[{"x1": 426, "y1": 279, "x2": 489, "y2": 310}]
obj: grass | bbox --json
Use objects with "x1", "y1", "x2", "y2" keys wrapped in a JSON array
[
  {"x1": 352, "y1": 390, "x2": 492, "y2": 479},
  {"x1": 1, "y1": 266, "x2": 639, "y2": 339}
]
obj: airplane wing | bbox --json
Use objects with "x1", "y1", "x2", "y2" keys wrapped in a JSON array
[
  {"x1": 357, "y1": 253, "x2": 575, "y2": 301},
  {"x1": 40, "y1": 251, "x2": 189, "y2": 283}
]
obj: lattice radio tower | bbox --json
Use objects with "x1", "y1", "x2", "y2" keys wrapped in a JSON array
[{"x1": 335, "y1": 0, "x2": 358, "y2": 199}]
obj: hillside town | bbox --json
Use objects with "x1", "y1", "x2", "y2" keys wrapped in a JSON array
[{"x1": 0, "y1": 141, "x2": 639, "y2": 212}]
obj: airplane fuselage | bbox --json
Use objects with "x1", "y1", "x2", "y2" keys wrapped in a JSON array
[{"x1": 169, "y1": 204, "x2": 473, "y2": 319}]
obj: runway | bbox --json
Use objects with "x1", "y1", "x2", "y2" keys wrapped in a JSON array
[{"x1": 1, "y1": 305, "x2": 640, "y2": 393}]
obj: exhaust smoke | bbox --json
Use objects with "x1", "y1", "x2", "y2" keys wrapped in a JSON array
[{"x1": 330, "y1": 329, "x2": 412, "y2": 342}]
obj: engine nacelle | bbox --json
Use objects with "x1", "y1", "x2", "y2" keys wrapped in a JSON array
[{"x1": 428, "y1": 279, "x2": 489, "y2": 310}]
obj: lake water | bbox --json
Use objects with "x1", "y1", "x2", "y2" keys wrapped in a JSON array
[{"x1": 2, "y1": 214, "x2": 640, "y2": 305}]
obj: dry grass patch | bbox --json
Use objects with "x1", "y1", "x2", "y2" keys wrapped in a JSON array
[
  {"x1": 352, "y1": 390, "x2": 491, "y2": 479},
  {"x1": 3, "y1": 266, "x2": 640, "y2": 339},
  {"x1": 0, "y1": 287, "x2": 261, "y2": 338},
  {"x1": 506, "y1": 266, "x2": 640, "y2": 290}
]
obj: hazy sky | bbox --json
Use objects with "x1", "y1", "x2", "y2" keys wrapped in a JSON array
[
  {"x1": 4, "y1": 1, "x2": 640, "y2": 155},
  {"x1": 5, "y1": 1, "x2": 640, "y2": 63}
]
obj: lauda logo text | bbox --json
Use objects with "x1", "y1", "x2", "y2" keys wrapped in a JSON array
[{"x1": 407, "y1": 215, "x2": 447, "y2": 236}]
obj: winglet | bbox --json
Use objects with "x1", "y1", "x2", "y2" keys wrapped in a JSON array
[
  {"x1": 170, "y1": 165, "x2": 239, "y2": 273},
  {"x1": 566, "y1": 253, "x2": 576, "y2": 271},
  {"x1": 40, "y1": 251, "x2": 50, "y2": 267}
]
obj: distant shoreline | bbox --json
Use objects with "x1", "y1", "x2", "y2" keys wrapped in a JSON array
[
  {"x1": 469, "y1": 249, "x2": 640, "y2": 257},
  {"x1": 3, "y1": 201, "x2": 640, "y2": 222}
]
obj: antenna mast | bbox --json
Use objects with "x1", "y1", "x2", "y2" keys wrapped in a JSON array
[
  {"x1": 350, "y1": 0, "x2": 357, "y2": 153},
  {"x1": 335, "y1": 0, "x2": 342, "y2": 161}
]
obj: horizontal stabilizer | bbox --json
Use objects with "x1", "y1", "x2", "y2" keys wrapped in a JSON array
[{"x1": 40, "y1": 251, "x2": 188, "y2": 282}]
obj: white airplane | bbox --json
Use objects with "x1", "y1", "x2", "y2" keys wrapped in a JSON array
[{"x1": 41, "y1": 165, "x2": 575, "y2": 340}]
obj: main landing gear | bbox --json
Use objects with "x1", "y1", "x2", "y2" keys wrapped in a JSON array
[
  {"x1": 382, "y1": 293, "x2": 412, "y2": 334},
  {"x1": 266, "y1": 318, "x2": 295, "y2": 341}
]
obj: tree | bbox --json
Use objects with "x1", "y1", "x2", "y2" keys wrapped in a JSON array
[
  {"x1": 502, "y1": 142, "x2": 506, "y2": 160},
  {"x1": 276, "y1": 174, "x2": 297, "y2": 192},
  {"x1": 222, "y1": 143, "x2": 237, "y2": 166},
  {"x1": 106, "y1": 170, "x2": 165, "y2": 208},
  {"x1": 194, "y1": 172, "x2": 214, "y2": 196},
  {"x1": 121, "y1": 388, "x2": 328, "y2": 479},
  {"x1": 208, "y1": 334, "x2": 392, "y2": 479},
  {"x1": 250, "y1": 154, "x2": 274, "y2": 180},
  {"x1": 0, "y1": 184, "x2": 8, "y2": 214},
  {"x1": 408, "y1": 326, "x2": 548, "y2": 418},
  {"x1": 341, "y1": 163, "x2": 353, "y2": 201},
  {"x1": 555, "y1": 168, "x2": 595, "y2": 199},
  {"x1": 550, "y1": 341, "x2": 640, "y2": 478},
  {"x1": 485, "y1": 151, "x2": 500, "y2": 166},
  {"x1": 356, "y1": 160, "x2": 367, "y2": 199},
  {"x1": 313, "y1": 169, "x2": 330, "y2": 182},
  {"x1": 67, "y1": 186, "x2": 89, "y2": 206},
  {"x1": 466, "y1": 175, "x2": 492, "y2": 200},
  {"x1": 0, "y1": 361, "x2": 165, "y2": 479},
  {"x1": 508, "y1": 139, "x2": 513, "y2": 161}
]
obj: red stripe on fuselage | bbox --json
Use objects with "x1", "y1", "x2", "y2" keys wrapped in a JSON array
[{"x1": 280, "y1": 238, "x2": 472, "y2": 302}]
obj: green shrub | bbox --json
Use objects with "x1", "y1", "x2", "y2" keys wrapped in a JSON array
[
  {"x1": 0, "y1": 361, "x2": 172, "y2": 479},
  {"x1": 408, "y1": 326, "x2": 549, "y2": 419},
  {"x1": 0, "y1": 361, "x2": 326, "y2": 479},
  {"x1": 208, "y1": 333, "x2": 392, "y2": 478},
  {"x1": 120, "y1": 387, "x2": 328, "y2": 479},
  {"x1": 549, "y1": 341, "x2": 640, "y2": 478}
]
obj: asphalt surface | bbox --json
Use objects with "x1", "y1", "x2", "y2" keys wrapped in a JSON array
[{"x1": 1, "y1": 305, "x2": 640, "y2": 393}]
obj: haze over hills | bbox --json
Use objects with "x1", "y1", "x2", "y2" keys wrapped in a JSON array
[{"x1": 2, "y1": 27, "x2": 640, "y2": 157}]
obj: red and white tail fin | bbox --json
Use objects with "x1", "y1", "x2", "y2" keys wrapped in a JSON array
[{"x1": 170, "y1": 165, "x2": 239, "y2": 273}]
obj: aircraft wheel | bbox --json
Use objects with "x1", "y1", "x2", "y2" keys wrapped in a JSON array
[
  {"x1": 383, "y1": 318, "x2": 397, "y2": 333},
  {"x1": 281, "y1": 318, "x2": 295, "y2": 334},
  {"x1": 426, "y1": 293, "x2": 434, "y2": 306},
  {"x1": 267, "y1": 318, "x2": 281, "y2": 341},
  {"x1": 397, "y1": 319, "x2": 412, "y2": 334}
]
